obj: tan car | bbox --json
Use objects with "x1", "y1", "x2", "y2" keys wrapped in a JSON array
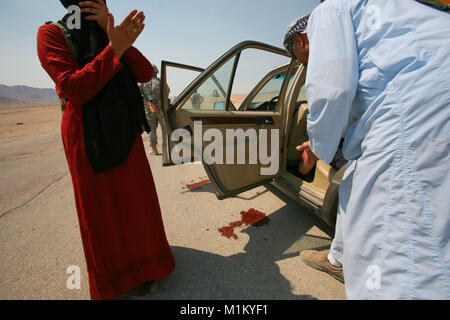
[{"x1": 159, "y1": 41, "x2": 346, "y2": 227}]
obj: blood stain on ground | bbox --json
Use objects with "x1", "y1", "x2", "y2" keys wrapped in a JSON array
[
  {"x1": 186, "y1": 179, "x2": 211, "y2": 191},
  {"x1": 229, "y1": 221, "x2": 244, "y2": 228},
  {"x1": 218, "y1": 226, "x2": 238, "y2": 239},
  {"x1": 218, "y1": 208, "x2": 270, "y2": 240},
  {"x1": 241, "y1": 208, "x2": 270, "y2": 227}
]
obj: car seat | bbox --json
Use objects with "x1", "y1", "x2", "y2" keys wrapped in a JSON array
[{"x1": 286, "y1": 101, "x2": 309, "y2": 167}]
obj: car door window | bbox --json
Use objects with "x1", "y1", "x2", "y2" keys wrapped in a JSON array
[
  {"x1": 244, "y1": 73, "x2": 296, "y2": 112},
  {"x1": 229, "y1": 48, "x2": 291, "y2": 111},
  {"x1": 180, "y1": 56, "x2": 236, "y2": 110},
  {"x1": 165, "y1": 67, "x2": 202, "y2": 102},
  {"x1": 249, "y1": 74, "x2": 288, "y2": 111},
  {"x1": 177, "y1": 48, "x2": 291, "y2": 112}
]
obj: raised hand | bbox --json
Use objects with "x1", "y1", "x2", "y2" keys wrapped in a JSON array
[
  {"x1": 107, "y1": 10, "x2": 146, "y2": 59},
  {"x1": 80, "y1": 0, "x2": 109, "y2": 32}
]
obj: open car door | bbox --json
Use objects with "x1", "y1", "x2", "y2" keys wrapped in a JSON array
[{"x1": 160, "y1": 41, "x2": 294, "y2": 199}]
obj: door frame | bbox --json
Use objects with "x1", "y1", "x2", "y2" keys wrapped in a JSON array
[
  {"x1": 160, "y1": 41, "x2": 292, "y2": 167},
  {"x1": 159, "y1": 41, "x2": 296, "y2": 199}
]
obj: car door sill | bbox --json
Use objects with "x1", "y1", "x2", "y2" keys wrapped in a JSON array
[{"x1": 272, "y1": 171, "x2": 324, "y2": 212}]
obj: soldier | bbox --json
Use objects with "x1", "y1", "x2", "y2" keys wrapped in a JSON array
[{"x1": 139, "y1": 64, "x2": 170, "y2": 155}]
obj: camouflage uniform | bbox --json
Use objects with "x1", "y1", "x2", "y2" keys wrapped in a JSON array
[{"x1": 139, "y1": 77, "x2": 169, "y2": 148}]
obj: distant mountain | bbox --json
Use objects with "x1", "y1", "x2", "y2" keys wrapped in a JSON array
[
  {"x1": 0, "y1": 96, "x2": 22, "y2": 105},
  {"x1": 0, "y1": 84, "x2": 58, "y2": 105}
]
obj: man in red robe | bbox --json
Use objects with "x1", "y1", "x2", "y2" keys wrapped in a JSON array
[{"x1": 37, "y1": 0, "x2": 175, "y2": 299}]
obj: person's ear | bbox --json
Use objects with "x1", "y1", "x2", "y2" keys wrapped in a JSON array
[
  {"x1": 293, "y1": 34, "x2": 305, "y2": 49},
  {"x1": 302, "y1": 34, "x2": 309, "y2": 48}
]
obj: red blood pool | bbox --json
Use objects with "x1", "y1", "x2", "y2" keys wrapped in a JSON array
[
  {"x1": 186, "y1": 179, "x2": 210, "y2": 190},
  {"x1": 229, "y1": 221, "x2": 243, "y2": 228},
  {"x1": 218, "y1": 226, "x2": 238, "y2": 239},
  {"x1": 218, "y1": 208, "x2": 270, "y2": 240},
  {"x1": 240, "y1": 208, "x2": 270, "y2": 227}
]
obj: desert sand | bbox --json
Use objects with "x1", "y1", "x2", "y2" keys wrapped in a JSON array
[{"x1": 0, "y1": 104, "x2": 62, "y2": 143}]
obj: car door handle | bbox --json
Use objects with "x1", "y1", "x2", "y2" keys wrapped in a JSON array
[
  {"x1": 255, "y1": 116, "x2": 275, "y2": 125},
  {"x1": 191, "y1": 116, "x2": 275, "y2": 126}
]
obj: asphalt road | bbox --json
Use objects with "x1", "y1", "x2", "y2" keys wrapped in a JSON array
[{"x1": 0, "y1": 107, "x2": 346, "y2": 300}]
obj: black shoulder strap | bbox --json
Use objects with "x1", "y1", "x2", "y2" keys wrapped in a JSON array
[
  {"x1": 44, "y1": 21, "x2": 80, "y2": 112},
  {"x1": 50, "y1": 22, "x2": 80, "y2": 61},
  {"x1": 416, "y1": 0, "x2": 450, "y2": 13}
]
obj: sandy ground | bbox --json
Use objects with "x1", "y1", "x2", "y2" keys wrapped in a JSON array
[
  {"x1": 0, "y1": 104, "x2": 345, "y2": 300},
  {"x1": 230, "y1": 95, "x2": 246, "y2": 109}
]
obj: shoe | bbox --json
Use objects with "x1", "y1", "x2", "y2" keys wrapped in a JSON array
[
  {"x1": 300, "y1": 250, "x2": 344, "y2": 283},
  {"x1": 149, "y1": 146, "x2": 160, "y2": 155},
  {"x1": 148, "y1": 146, "x2": 160, "y2": 155}
]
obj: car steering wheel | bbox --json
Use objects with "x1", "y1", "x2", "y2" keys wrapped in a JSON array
[{"x1": 268, "y1": 96, "x2": 279, "y2": 110}]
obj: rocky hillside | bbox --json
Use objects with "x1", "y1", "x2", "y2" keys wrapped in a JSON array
[{"x1": 0, "y1": 84, "x2": 58, "y2": 105}]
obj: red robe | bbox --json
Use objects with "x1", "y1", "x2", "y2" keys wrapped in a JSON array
[{"x1": 37, "y1": 24, "x2": 175, "y2": 300}]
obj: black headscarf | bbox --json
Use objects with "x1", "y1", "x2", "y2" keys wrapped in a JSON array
[{"x1": 58, "y1": 0, "x2": 150, "y2": 174}]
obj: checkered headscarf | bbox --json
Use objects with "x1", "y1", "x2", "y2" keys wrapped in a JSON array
[{"x1": 283, "y1": 14, "x2": 310, "y2": 58}]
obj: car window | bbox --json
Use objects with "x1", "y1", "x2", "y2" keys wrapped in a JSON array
[
  {"x1": 176, "y1": 47, "x2": 291, "y2": 112},
  {"x1": 230, "y1": 49, "x2": 291, "y2": 111},
  {"x1": 244, "y1": 73, "x2": 295, "y2": 112},
  {"x1": 180, "y1": 56, "x2": 236, "y2": 111},
  {"x1": 164, "y1": 67, "x2": 202, "y2": 103}
]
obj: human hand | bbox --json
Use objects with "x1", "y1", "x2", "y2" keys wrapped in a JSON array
[
  {"x1": 107, "y1": 10, "x2": 146, "y2": 59},
  {"x1": 296, "y1": 141, "x2": 319, "y2": 175},
  {"x1": 296, "y1": 141, "x2": 313, "y2": 153},
  {"x1": 80, "y1": 0, "x2": 109, "y2": 32}
]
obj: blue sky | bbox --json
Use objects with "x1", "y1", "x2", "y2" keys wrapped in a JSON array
[{"x1": 0, "y1": 0, "x2": 320, "y2": 90}]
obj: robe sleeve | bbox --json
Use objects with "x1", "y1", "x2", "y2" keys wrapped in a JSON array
[
  {"x1": 37, "y1": 24, "x2": 153, "y2": 106},
  {"x1": 123, "y1": 47, "x2": 153, "y2": 83},
  {"x1": 305, "y1": 7, "x2": 359, "y2": 164}
]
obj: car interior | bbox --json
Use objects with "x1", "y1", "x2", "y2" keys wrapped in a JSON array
[
  {"x1": 285, "y1": 99, "x2": 310, "y2": 177},
  {"x1": 283, "y1": 88, "x2": 340, "y2": 206},
  {"x1": 237, "y1": 62, "x2": 339, "y2": 194}
]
